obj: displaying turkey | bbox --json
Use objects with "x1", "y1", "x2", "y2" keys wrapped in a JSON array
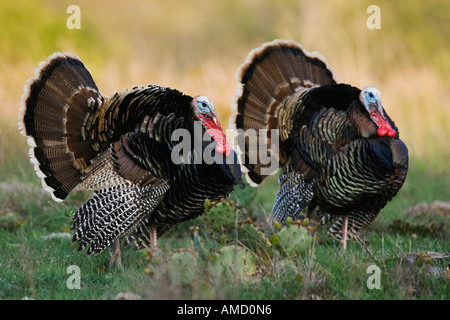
[
  {"x1": 19, "y1": 52, "x2": 241, "y2": 263},
  {"x1": 231, "y1": 39, "x2": 408, "y2": 249}
]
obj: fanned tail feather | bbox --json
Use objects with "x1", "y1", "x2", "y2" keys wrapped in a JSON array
[
  {"x1": 231, "y1": 39, "x2": 337, "y2": 185},
  {"x1": 19, "y1": 52, "x2": 104, "y2": 201}
]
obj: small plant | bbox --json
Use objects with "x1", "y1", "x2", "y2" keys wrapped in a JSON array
[
  {"x1": 143, "y1": 248, "x2": 200, "y2": 285},
  {"x1": 229, "y1": 179, "x2": 257, "y2": 208},
  {"x1": 270, "y1": 220, "x2": 313, "y2": 256},
  {"x1": 202, "y1": 199, "x2": 236, "y2": 232},
  {"x1": 207, "y1": 245, "x2": 256, "y2": 281},
  {"x1": 168, "y1": 250, "x2": 199, "y2": 286}
]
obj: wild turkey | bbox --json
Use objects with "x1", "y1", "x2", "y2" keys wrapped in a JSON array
[
  {"x1": 19, "y1": 52, "x2": 241, "y2": 263},
  {"x1": 231, "y1": 40, "x2": 408, "y2": 249}
]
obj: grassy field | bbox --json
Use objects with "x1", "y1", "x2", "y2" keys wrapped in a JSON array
[
  {"x1": 0, "y1": 167, "x2": 449, "y2": 300},
  {"x1": 0, "y1": 0, "x2": 449, "y2": 300}
]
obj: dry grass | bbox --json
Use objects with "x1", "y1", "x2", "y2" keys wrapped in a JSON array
[{"x1": 1, "y1": 0, "x2": 449, "y2": 176}]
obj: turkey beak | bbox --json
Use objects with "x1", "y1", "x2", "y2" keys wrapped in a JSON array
[
  {"x1": 213, "y1": 115, "x2": 220, "y2": 128},
  {"x1": 209, "y1": 112, "x2": 221, "y2": 129},
  {"x1": 374, "y1": 100, "x2": 384, "y2": 116},
  {"x1": 367, "y1": 100, "x2": 386, "y2": 120},
  {"x1": 368, "y1": 99, "x2": 383, "y2": 116}
]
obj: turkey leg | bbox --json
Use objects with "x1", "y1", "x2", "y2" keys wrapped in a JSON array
[
  {"x1": 341, "y1": 214, "x2": 349, "y2": 250},
  {"x1": 109, "y1": 238, "x2": 122, "y2": 267},
  {"x1": 149, "y1": 225, "x2": 158, "y2": 249}
]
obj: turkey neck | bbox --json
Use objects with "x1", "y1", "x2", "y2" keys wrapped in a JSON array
[{"x1": 347, "y1": 101, "x2": 378, "y2": 138}]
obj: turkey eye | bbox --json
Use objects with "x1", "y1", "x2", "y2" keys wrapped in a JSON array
[
  {"x1": 201, "y1": 102, "x2": 207, "y2": 107},
  {"x1": 368, "y1": 92, "x2": 374, "y2": 98}
]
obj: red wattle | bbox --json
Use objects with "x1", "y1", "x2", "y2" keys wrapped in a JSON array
[
  {"x1": 377, "y1": 126, "x2": 388, "y2": 137},
  {"x1": 207, "y1": 127, "x2": 231, "y2": 157},
  {"x1": 216, "y1": 142, "x2": 232, "y2": 157},
  {"x1": 387, "y1": 129, "x2": 396, "y2": 137}
]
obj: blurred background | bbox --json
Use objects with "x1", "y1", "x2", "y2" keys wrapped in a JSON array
[{"x1": 1, "y1": 0, "x2": 449, "y2": 190}]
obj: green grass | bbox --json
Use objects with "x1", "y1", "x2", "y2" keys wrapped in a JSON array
[{"x1": 0, "y1": 163, "x2": 448, "y2": 300}]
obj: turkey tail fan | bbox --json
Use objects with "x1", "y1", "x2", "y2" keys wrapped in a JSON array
[
  {"x1": 230, "y1": 39, "x2": 337, "y2": 185},
  {"x1": 19, "y1": 52, "x2": 104, "y2": 201}
]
